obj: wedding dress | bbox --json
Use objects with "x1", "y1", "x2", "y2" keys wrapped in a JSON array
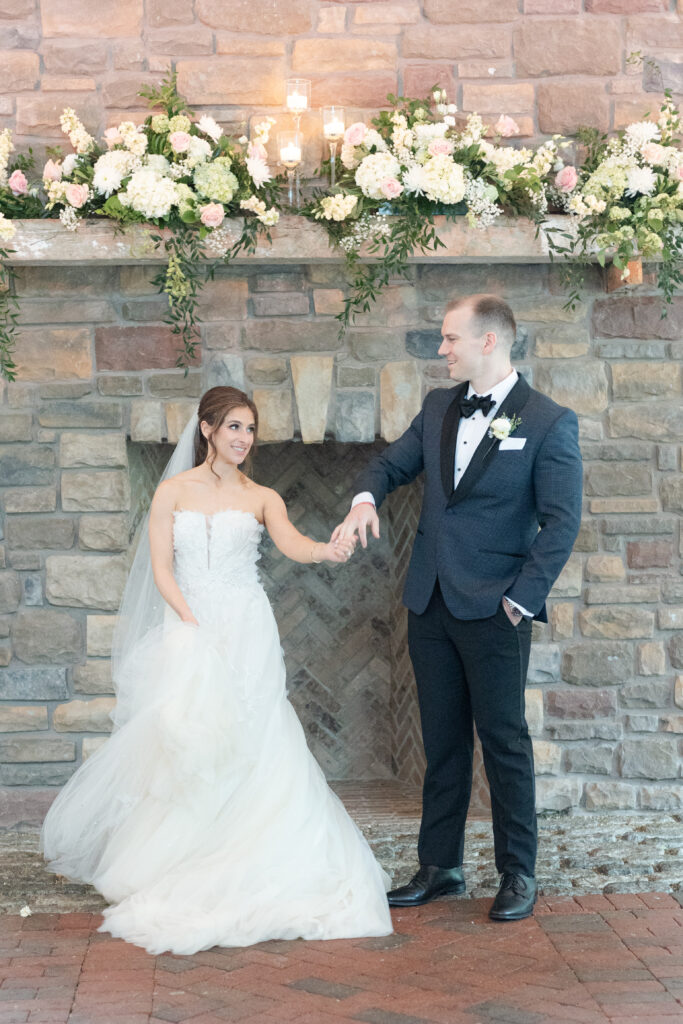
[{"x1": 41, "y1": 506, "x2": 392, "y2": 954}]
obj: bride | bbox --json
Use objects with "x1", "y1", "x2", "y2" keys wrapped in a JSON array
[{"x1": 41, "y1": 385, "x2": 393, "y2": 955}]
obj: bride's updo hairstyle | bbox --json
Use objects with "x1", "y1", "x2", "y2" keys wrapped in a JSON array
[{"x1": 194, "y1": 386, "x2": 259, "y2": 478}]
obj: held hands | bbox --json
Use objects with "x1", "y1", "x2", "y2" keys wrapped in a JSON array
[
  {"x1": 315, "y1": 534, "x2": 358, "y2": 565},
  {"x1": 331, "y1": 503, "x2": 380, "y2": 550}
]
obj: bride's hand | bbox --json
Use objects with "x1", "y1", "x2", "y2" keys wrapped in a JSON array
[
  {"x1": 181, "y1": 614, "x2": 200, "y2": 627},
  {"x1": 318, "y1": 536, "x2": 357, "y2": 564}
]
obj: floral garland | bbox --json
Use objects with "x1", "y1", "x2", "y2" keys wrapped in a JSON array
[
  {"x1": 304, "y1": 90, "x2": 559, "y2": 332},
  {"x1": 0, "y1": 72, "x2": 280, "y2": 380},
  {"x1": 543, "y1": 93, "x2": 683, "y2": 308},
  {"x1": 1, "y1": 77, "x2": 682, "y2": 383},
  {"x1": 0, "y1": 129, "x2": 45, "y2": 380}
]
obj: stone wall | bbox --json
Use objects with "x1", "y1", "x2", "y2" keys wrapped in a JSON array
[
  {"x1": 2, "y1": 0, "x2": 682, "y2": 168},
  {"x1": 1, "y1": 223, "x2": 682, "y2": 827}
]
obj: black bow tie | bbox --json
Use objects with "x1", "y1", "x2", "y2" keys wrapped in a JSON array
[{"x1": 459, "y1": 393, "x2": 496, "y2": 418}]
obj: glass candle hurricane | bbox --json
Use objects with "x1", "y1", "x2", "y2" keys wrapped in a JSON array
[
  {"x1": 322, "y1": 106, "x2": 345, "y2": 188},
  {"x1": 285, "y1": 79, "x2": 310, "y2": 130},
  {"x1": 278, "y1": 131, "x2": 303, "y2": 208}
]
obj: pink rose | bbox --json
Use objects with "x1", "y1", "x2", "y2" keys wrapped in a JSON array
[
  {"x1": 494, "y1": 115, "x2": 519, "y2": 138},
  {"x1": 248, "y1": 140, "x2": 268, "y2": 161},
  {"x1": 199, "y1": 203, "x2": 225, "y2": 228},
  {"x1": 8, "y1": 170, "x2": 28, "y2": 195},
  {"x1": 428, "y1": 138, "x2": 454, "y2": 157},
  {"x1": 554, "y1": 165, "x2": 578, "y2": 193},
  {"x1": 380, "y1": 177, "x2": 403, "y2": 200},
  {"x1": 344, "y1": 122, "x2": 367, "y2": 147},
  {"x1": 104, "y1": 127, "x2": 123, "y2": 149},
  {"x1": 42, "y1": 159, "x2": 62, "y2": 182},
  {"x1": 169, "y1": 131, "x2": 192, "y2": 153},
  {"x1": 65, "y1": 183, "x2": 89, "y2": 209},
  {"x1": 676, "y1": 166, "x2": 683, "y2": 181}
]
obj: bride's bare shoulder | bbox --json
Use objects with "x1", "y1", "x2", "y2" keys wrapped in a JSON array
[{"x1": 153, "y1": 470, "x2": 203, "y2": 509}]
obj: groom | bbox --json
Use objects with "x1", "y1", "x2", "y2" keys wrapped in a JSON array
[{"x1": 335, "y1": 294, "x2": 582, "y2": 921}]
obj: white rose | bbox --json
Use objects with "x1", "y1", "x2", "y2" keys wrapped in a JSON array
[{"x1": 490, "y1": 417, "x2": 511, "y2": 440}]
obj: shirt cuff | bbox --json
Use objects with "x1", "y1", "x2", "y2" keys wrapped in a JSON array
[
  {"x1": 351, "y1": 492, "x2": 376, "y2": 509},
  {"x1": 505, "y1": 597, "x2": 533, "y2": 619}
]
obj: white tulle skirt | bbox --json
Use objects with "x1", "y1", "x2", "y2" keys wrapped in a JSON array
[{"x1": 41, "y1": 594, "x2": 392, "y2": 955}]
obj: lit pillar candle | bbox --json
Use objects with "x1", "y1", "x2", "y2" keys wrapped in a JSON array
[
  {"x1": 323, "y1": 119, "x2": 345, "y2": 141},
  {"x1": 280, "y1": 142, "x2": 301, "y2": 165},
  {"x1": 287, "y1": 92, "x2": 307, "y2": 115}
]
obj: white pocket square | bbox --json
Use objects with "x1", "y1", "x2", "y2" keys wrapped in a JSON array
[{"x1": 499, "y1": 437, "x2": 526, "y2": 450}]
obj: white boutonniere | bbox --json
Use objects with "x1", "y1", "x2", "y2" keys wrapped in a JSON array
[{"x1": 488, "y1": 414, "x2": 522, "y2": 441}]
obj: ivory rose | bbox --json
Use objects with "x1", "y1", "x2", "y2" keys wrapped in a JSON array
[
  {"x1": 344, "y1": 122, "x2": 367, "y2": 147},
  {"x1": 169, "y1": 131, "x2": 192, "y2": 153},
  {"x1": 381, "y1": 177, "x2": 403, "y2": 200},
  {"x1": 554, "y1": 165, "x2": 578, "y2": 192},
  {"x1": 65, "y1": 183, "x2": 89, "y2": 208},
  {"x1": 199, "y1": 203, "x2": 225, "y2": 228},
  {"x1": 494, "y1": 115, "x2": 519, "y2": 138},
  {"x1": 8, "y1": 169, "x2": 28, "y2": 194}
]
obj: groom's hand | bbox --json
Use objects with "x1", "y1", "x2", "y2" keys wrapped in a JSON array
[{"x1": 332, "y1": 503, "x2": 380, "y2": 549}]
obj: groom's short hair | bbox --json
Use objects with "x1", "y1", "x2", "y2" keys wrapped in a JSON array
[{"x1": 446, "y1": 294, "x2": 517, "y2": 351}]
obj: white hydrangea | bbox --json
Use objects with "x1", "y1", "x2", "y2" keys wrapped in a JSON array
[
  {"x1": 185, "y1": 136, "x2": 212, "y2": 169},
  {"x1": 119, "y1": 168, "x2": 178, "y2": 219},
  {"x1": 145, "y1": 154, "x2": 170, "y2": 176},
  {"x1": 92, "y1": 150, "x2": 135, "y2": 197},
  {"x1": 364, "y1": 128, "x2": 388, "y2": 152},
  {"x1": 625, "y1": 165, "x2": 657, "y2": 197},
  {"x1": 355, "y1": 152, "x2": 401, "y2": 199},
  {"x1": 421, "y1": 155, "x2": 466, "y2": 204},
  {"x1": 0, "y1": 211, "x2": 16, "y2": 242},
  {"x1": 481, "y1": 143, "x2": 524, "y2": 179},
  {"x1": 414, "y1": 122, "x2": 449, "y2": 144}
]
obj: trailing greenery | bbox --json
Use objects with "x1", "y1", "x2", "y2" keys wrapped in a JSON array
[{"x1": 0, "y1": 250, "x2": 19, "y2": 382}]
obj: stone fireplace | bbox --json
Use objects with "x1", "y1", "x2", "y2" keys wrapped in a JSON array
[{"x1": 0, "y1": 216, "x2": 681, "y2": 829}]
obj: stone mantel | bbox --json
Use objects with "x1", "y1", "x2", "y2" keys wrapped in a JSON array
[{"x1": 5, "y1": 215, "x2": 574, "y2": 266}]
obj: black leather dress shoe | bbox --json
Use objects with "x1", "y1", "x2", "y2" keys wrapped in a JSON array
[
  {"x1": 489, "y1": 873, "x2": 537, "y2": 921},
  {"x1": 387, "y1": 865, "x2": 466, "y2": 907}
]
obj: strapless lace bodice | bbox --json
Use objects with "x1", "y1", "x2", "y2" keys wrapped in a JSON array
[{"x1": 173, "y1": 509, "x2": 264, "y2": 612}]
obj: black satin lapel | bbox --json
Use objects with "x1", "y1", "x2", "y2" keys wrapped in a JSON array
[
  {"x1": 440, "y1": 384, "x2": 466, "y2": 500},
  {"x1": 446, "y1": 375, "x2": 531, "y2": 509}
]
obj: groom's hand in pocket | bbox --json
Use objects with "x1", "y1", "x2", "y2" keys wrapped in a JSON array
[{"x1": 332, "y1": 503, "x2": 380, "y2": 549}]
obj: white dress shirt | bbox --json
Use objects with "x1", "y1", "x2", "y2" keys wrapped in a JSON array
[{"x1": 351, "y1": 369, "x2": 532, "y2": 619}]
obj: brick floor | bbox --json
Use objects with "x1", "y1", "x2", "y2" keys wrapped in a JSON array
[{"x1": 0, "y1": 894, "x2": 680, "y2": 1023}]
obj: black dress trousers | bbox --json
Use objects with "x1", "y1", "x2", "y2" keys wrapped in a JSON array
[{"x1": 408, "y1": 580, "x2": 536, "y2": 878}]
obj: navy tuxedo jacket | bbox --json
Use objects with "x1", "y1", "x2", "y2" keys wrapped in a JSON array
[{"x1": 354, "y1": 375, "x2": 583, "y2": 623}]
